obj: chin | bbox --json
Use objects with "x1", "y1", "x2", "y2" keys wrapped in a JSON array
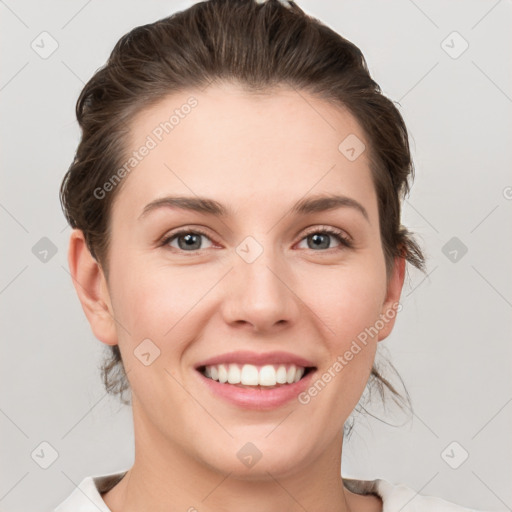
[{"x1": 195, "y1": 434, "x2": 313, "y2": 480}]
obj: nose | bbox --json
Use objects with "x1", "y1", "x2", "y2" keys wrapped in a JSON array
[{"x1": 220, "y1": 239, "x2": 300, "y2": 333}]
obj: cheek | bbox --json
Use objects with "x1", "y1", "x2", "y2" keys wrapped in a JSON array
[
  {"x1": 109, "y1": 235, "x2": 387, "y2": 355},
  {"x1": 107, "y1": 264, "x2": 202, "y2": 400},
  {"x1": 107, "y1": 257, "x2": 199, "y2": 355},
  {"x1": 108, "y1": 256, "x2": 228, "y2": 375},
  {"x1": 304, "y1": 259, "x2": 386, "y2": 405},
  {"x1": 307, "y1": 259, "x2": 387, "y2": 342},
  {"x1": 302, "y1": 270, "x2": 385, "y2": 408}
]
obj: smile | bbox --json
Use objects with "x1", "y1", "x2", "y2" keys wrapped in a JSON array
[{"x1": 199, "y1": 363, "x2": 314, "y2": 387}]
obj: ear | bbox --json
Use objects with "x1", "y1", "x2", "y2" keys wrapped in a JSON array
[
  {"x1": 377, "y1": 256, "x2": 406, "y2": 342},
  {"x1": 67, "y1": 229, "x2": 118, "y2": 346}
]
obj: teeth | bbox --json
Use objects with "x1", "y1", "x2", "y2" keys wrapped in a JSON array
[
  {"x1": 276, "y1": 365, "x2": 287, "y2": 384},
  {"x1": 201, "y1": 363, "x2": 308, "y2": 386},
  {"x1": 259, "y1": 365, "x2": 276, "y2": 386},
  {"x1": 240, "y1": 364, "x2": 259, "y2": 385},
  {"x1": 218, "y1": 364, "x2": 228, "y2": 383},
  {"x1": 227, "y1": 364, "x2": 241, "y2": 384}
]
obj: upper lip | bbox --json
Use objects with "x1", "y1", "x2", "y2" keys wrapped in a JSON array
[{"x1": 194, "y1": 350, "x2": 316, "y2": 369}]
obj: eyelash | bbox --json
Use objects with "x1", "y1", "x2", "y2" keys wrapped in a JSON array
[{"x1": 159, "y1": 226, "x2": 353, "y2": 253}]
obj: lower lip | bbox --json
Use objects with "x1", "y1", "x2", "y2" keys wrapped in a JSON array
[{"x1": 196, "y1": 369, "x2": 316, "y2": 410}]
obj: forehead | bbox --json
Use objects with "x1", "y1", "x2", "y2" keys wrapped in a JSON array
[{"x1": 112, "y1": 82, "x2": 377, "y2": 222}]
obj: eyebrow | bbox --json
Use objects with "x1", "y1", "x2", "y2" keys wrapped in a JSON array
[{"x1": 138, "y1": 194, "x2": 369, "y2": 222}]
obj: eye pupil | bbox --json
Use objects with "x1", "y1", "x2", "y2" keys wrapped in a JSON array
[
  {"x1": 309, "y1": 233, "x2": 330, "y2": 250},
  {"x1": 179, "y1": 233, "x2": 202, "y2": 250}
]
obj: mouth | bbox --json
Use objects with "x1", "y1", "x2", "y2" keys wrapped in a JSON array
[
  {"x1": 193, "y1": 351, "x2": 318, "y2": 409},
  {"x1": 197, "y1": 363, "x2": 316, "y2": 389}
]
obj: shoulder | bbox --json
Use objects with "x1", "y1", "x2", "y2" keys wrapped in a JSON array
[
  {"x1": 55, "y1": 471, "x2": 485, "y2": 512},
  {"x1": 375, "y1": 479, "x2": 484, "y2": 511},
  {"x1": 344, "y1": 476, "x2": 484, "y2": 511},
  {"x1": 53, "y1": 470, "x2": 128, "y2": 512}
]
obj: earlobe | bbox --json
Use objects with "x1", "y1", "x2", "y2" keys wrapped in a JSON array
[
  {"x1": 67, "y1": 229, "x2": 118, "y2": 346},
  {"x1": 377, "y1": 256, "x2": 406, "y2": 342}
]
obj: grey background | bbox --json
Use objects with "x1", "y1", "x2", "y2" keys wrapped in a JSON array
[{"x1": 1, "y1": 1, "x2": 511, "y2": 511}]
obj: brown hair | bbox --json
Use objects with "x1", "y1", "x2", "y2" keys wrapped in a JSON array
[{"x1": 60, "y1": 0, "x2": 426, "y2": 426}]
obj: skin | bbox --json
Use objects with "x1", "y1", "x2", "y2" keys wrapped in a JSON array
[{"x1": 68, "y1": 82, "x2": 405, "y2": 512}]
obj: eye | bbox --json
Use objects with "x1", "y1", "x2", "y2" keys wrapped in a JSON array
[
  {"x1": 297, "y1": 227, "x2": 353, "y2": 251},
  {"x1": 160, "y1": 228, "x2": 215, "y2": 252},
  {"x1": 159, "y1": 226, "x2": 353, "y2": 253}
]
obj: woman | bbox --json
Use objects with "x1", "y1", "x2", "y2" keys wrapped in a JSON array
[{"x1": 54, "y1": 0, "x2": 482, "y2": 510}]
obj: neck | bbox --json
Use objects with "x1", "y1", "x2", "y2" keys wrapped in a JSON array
[{"x1": 102, "y1": 403, "x2": 378, "y2": 512}]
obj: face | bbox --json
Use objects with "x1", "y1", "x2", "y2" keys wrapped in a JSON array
[{"x1": 71, "y1": 82, "x2": 404, "y2": 480}]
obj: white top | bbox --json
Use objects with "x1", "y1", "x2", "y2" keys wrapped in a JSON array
[{"x1": 53, "y1": 469, "x2": 482, "y2": 512}]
